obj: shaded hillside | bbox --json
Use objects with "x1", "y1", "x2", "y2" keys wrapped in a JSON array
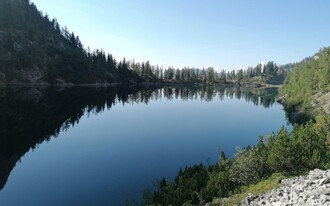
[
  {"x1": 0, "y1": 0, "x2": 288, "y2": 86},
  {"x1": 0, "y1": 0, "x2": 144, "y2": 84},
  {"x1": 280, "y1": 47, "x2": 330, "y2": 114}
]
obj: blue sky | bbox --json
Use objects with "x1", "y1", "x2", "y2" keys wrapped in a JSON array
[{"x1": 31, "y1": 0, "x2": 330, "y2": 70}]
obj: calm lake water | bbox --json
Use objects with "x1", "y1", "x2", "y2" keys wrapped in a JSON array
[{"x1": 0, "y1": 86, "x2": 289, "y2": 206}]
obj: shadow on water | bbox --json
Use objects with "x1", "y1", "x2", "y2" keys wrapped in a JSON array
[{"x1": 0, "y1": 85, "x2": 279, "y2": 193}]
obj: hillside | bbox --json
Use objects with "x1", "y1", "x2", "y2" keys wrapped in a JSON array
[
  {"x1": 0, "y1": 0, "x2": 143, "y2": 85},
  {"x1": 0, "y1": 0, "x2": 288, "y2": 86},
  {"x1": 279, "y1": 47, "x2": 330, "y2": 114}
]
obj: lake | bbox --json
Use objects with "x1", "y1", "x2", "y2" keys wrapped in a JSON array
[{"x1": 0, "y1": 86, "x2": 289, "y2": 206}]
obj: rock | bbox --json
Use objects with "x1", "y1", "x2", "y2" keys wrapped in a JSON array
[
  {"x1": 276, "y1": 94, "x2": 287, "y2": 104},
  {"x1": 320, "y1": 177, "x2": 330, "y2": 186},
  {"x1": 240, "y1": 193, "x2": 258, "y2": 205},
  {"x1": 241, "y1": 169, "x2": 330, "y2": 206}
]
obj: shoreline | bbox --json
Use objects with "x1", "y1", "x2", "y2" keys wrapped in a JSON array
[{"x1": 0, "y1": 81, "x2": 282, "y2": 89}]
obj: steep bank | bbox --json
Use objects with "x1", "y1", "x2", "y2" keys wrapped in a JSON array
[
  {"x1": 279, "y1": 47, "x2": 330, "y2": 116},
  {"x1": 311, "y1": 92, "x2": 330, "y2": 114}
]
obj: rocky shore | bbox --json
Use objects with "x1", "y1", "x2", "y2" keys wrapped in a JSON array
[{"x1": 241, "y1": 169, "x2": 330, "y2": 206}]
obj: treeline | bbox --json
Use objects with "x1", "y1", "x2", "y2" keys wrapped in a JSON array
[
  {"x1": 143, "y1": 113, "x2": 330, "y2": 206},
  {"x1": 280, "y1": 47, "x2": 330, "y2": 111},
  {"x1": 129, "y1": 60, "x2": 287, "y2": 85},
  {"x1": 0, "y1": 0, "x2": 287, "y2": 85}
]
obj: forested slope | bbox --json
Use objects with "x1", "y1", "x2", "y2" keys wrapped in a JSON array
[
  {"x1": 0, "y1": 0, "x2": 287, "y2": 86},
  {"x1": 0, "y1": 0, "x2": 143, "y2": 84},
  {"x1": 280, "y1": 47, "x2": 330, "y2": 113}
]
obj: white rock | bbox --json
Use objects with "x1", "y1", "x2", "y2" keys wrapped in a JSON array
[{"x1": 241, "y1": 169, "x2": 330, "y2": 206}]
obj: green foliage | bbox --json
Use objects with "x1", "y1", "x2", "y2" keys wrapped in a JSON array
[
  {"x1": 267, "y1": 117, "x2": 329, "y2": 174},
  {"x1": 151, "y1": 164, "x2": 209, "y2": 206},
  {"x1": 215, "y1": 173, "x2": 286, "y2": 206},
  {"x1": 267, "y1": 127, "x2": 295, "y2": 172},
  {"x1": 146, "y1": 113, "x2": 330, "y2": 205},
  {"x1": 280, "y1": 47, "x2": 330, "y2": 112},
  {"x1": 202, "y1": 171, "x2": 233, "y2": 200},
  {"x1": 229, "y1": 145, "x2": 268, "y2": 185}
]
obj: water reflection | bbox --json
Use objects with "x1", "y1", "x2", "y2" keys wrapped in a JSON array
[{"x1": 0, "y1": 86, "x2": 278, "y2": 191}]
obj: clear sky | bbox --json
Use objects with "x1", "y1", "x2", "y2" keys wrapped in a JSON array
[{"x1": 31, "y1": 0, "x2": 330, "y2": 70}]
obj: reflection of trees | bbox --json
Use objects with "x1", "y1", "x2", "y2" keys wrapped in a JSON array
[
  {"x1": 223, "y1": 87, "x2": 277, "y2": 108},
  {"x1": 160, "y1": 86, "x2": 277, "y2": 107},
  {"x1": 0, "y1": 85, "x2": 278, "y2": 191},
  {"x1": 0, "y1": 86, "x2": 156, "y2": 191}
]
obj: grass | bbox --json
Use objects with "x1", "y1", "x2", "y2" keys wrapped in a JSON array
[{"x1": 210, "y1": 173, "x2": 287, "y2": 206}]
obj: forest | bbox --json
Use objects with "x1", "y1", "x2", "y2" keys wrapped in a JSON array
[{"x1": 0, "y1": 0, "x2": 287, "y2": 85}]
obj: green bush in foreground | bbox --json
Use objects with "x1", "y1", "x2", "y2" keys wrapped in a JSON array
[{"x1": 145, "y1": 113, "x2": 330, "y2": 206}]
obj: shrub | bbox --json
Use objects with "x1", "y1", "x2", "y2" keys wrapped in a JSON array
[{"x1": 229, "y1": 147, "x2": 267, "y2": 185}]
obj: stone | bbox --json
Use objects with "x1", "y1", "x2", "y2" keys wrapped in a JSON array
[
  {"x1": 242, "y1": 169, "x2": 330, "y2": 206},
  {"x1": 320, "y1": 177, "x2": 330, "y2": 185}
]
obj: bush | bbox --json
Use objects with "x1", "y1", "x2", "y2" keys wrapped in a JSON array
[
  {"x1": 202, "y1": 171, "x2": 234, "y2": 200},
  {"x1": 229, "y1": 147, "x2": 268, "y2": 185}
]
